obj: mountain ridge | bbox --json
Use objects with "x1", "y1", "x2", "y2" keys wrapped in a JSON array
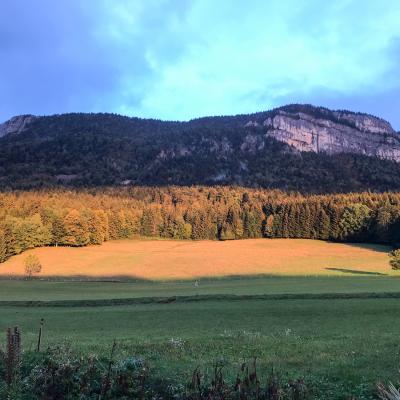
[
  {"x1": 1, "y1": 104, "x2": 400, "y2": 193},
  {"x1": 1, "y1": 103, "x2": 396, "y2": 127}
]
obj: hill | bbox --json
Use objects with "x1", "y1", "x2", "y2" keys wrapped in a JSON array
[
  {"x1": 0, "y1": 239, "x2": 392, "y2": 280},
  {"x1": 1, "y1": 104, "x2": 400, "y2": 192}
]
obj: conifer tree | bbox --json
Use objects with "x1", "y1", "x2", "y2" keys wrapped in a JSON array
[
  {"x1": 317, "y1": 208, "x2": 330, "y2": 240},
  {"x1": 263, "y1": 214, "x2": 275, "y2": 238},
  {"x1": 140, "y1": 208, "x2": 158, "y2": 237},
  {"x1": 298, "y1": 203, "x2": 312, "y2": 238},
  {"x1": 375, "y1": 202, "x2": 396, "y2": 243},
  {"x1": 338, "y1": 204, "x2": 372, "y2": 241}
]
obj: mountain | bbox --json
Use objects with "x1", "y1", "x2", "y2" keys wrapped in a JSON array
[{"x1": 0, "y1": 104, "x2": 400, "y2": 193}]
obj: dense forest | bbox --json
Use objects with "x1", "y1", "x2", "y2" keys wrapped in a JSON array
[
  {"x1": 1, "y1": 105, "x2": 400, "y2": 193},
  {"x1": 0, "y1": 186, "x2": 399, "y2": 263}
]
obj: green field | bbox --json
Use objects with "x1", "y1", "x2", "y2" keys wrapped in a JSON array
[
  {"x1": 0, "y1": 275, "x2": 399, "y2": 301},
  {"x1": 1, "y1": 275, "x2": 400, "y2": 398}
]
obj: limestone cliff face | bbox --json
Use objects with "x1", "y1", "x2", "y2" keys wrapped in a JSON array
[
  {"x1": 260, "y1": 109, "x2": 400, "y2": 162},
  {"x1": 0, "y1": 114, "x2": 37, "y2": 137}
]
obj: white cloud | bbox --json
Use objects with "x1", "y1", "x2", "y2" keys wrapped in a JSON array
[
  {"x1": 103, "y1": 0, "x2": 400, "y2": 119},
  {"x1": 1, "y1": 0, "x2": 399, "y2": 124}
]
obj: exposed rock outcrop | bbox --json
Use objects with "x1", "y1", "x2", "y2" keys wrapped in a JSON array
[
  {"x1": 0, "y1": 114, "x2": 37, "y2": 137},
  {"x1": 261, "y1": 109, "x2": 400, "y2": 162}
]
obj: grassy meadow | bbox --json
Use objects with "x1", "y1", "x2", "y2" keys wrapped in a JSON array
[
  {"x1": 0, "y1": 238, "x2": 399, "y2": 398},
  {"x1": 0, "y1": 275, "x2": 400, "y2": 302},
  {"x1": 0, "y1": 238, "x2": 394, "y2": 279},
  {"x1": 1, "y1": 296, "x2": 400, "y2": 398}
]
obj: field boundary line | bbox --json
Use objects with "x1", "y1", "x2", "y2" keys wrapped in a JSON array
[{"x1": 1, "y1": 291, "x2": 400, "y2": 307}]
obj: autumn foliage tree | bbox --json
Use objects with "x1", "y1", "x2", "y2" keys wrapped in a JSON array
[
  {"x1": 24, "y1": 254, "x2": 42, "y2": 278},
  {"x1": 63, "y1": 210, "x2": 90, "y2": 246},
  {"x1": 0, "y1": 187, "x2": 399, "y2": 264}
]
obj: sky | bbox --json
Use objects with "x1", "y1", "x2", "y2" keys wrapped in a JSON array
[{"x1": 1, "y1": 0, "x2": 400, "y2": 129}]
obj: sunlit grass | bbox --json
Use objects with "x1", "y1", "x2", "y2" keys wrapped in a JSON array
[{"x1": 0, "y1": 238, "x2": 393, "y2": 279}]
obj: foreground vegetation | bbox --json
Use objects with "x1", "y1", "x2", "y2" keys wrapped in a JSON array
[
  {"x1": 1, "y1": 296, "x2": 400, "y2": 399},
  {"x1": 1, "y1": 275, "x2": 400, "y2": 399},
  {"x1": 0, "y1": 338, "x2": 308, "y2": 399},
  {"x1": 1, "y1": 187, "x2": 400, "y2": 265}
]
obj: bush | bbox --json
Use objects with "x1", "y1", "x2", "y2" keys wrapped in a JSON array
[
  {"x1": 24, "y1": 254, "x2": 42, "y2": 278},
  {"x1": 389, "y1": 249, "x2": 400, "y2": 270}
]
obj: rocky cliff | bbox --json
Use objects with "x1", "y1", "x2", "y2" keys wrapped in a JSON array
[
  {"x1": 245, "y1": 107, "x2": 400, "y2": 162},
  {"x1": 0, "y1": 114, "x2": 37, "y2": 137}
]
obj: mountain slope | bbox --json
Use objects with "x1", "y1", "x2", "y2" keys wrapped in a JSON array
[{"x1": 0, "y1": 104, "x2": 399, "y2": 192}]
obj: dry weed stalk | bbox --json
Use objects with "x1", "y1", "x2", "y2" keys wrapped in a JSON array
[
  {"x1": 377, "y1": 383, "x2": 400, "y2": 400},
  {"x1": 4, "y1": 327, "x2": 22, "y2": 387}
]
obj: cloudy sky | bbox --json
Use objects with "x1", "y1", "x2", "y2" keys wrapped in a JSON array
[{"x1": 1, "y1": 0, "x2": 400, "y2": 128}]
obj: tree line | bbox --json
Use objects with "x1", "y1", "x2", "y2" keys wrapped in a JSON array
[{"x1": 0, "y1": 186, "x2": 399, "y2": 263}]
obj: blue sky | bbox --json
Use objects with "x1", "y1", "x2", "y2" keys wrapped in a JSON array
[{"x1": 1, "y1": 0, "x2": 400, "y2": 129}]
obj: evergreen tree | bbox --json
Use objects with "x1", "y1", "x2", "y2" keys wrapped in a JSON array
[
  {"x1": 327, "y1": 203, "x2": 341, "y2": 240},
  {"x1": 243, "y1": 210, "x2": 261, "y2": 238},
  {"x1": 338, "y1": 204, "x2": 372, "y2": 241},
  {"x1": 298, "y1": 203, "x2": 312, "y2": 238},
  {"x1": 374, "y1": 202, "x2": 396, "y2": 243},
  {"x1": 140, "y1": 208, "x2": 159, "y2": 237},
  {"x1": 263, "y1": 214, "x2": 274, "y2": 238},
  {"x1": 317, "y1": 208, "x2": 330, "y2": 240}
]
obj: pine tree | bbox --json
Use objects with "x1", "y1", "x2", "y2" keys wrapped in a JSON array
[
  {"x1": 317, "y1": 208, "x2": 330, "y2": 240},
  {"x1": 263, "y1": 214, "x2": 275, "y2": 238},
  {"x1": 298, "y1": 203, "x2": 312, "y2": 238},
  {"x1": 326, "y1": 203, "x2": 341, "y2": 240},
  {"x1": 338, "y1": 204, "x2": 372, "y2": 241},
  {"x1": 375, "y1": 202, "x2": 395, "y2": 243},
  {"x1": 140, "y1": 208, "x2": 158, "y2": 237}
]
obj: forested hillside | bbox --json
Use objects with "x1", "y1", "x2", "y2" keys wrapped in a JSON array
[
  {"x1": 1, "y1": 105, "x2": 400, "y2": 193},
  {"x1": 0, "y1": 187, "x2": 399, "y2": 263}
]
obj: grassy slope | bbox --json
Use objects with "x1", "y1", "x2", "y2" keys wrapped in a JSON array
[
  {"x1": 0, "y1": 239, "x2": 393, "y2": 279},
  {"x1": 0, "y1": 239, "x2": 398, "y2": 398},
  {"x1": 1, "y1": 298, "x2": 400, "y2": 398}
]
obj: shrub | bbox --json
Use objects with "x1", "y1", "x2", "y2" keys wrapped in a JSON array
[
  {"x1": 24, "y1": 254, "x2": 42, "y2": 278},
  {"x1": 389, "y1": 249, "x2": 400, "y2": 270}
]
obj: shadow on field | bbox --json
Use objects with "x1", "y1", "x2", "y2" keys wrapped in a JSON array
[
  {"x1": 342, "y1": 242, "x2": 391, "y2": 253},
  {"x1": 325, "y1": 268, "x2": 387, "y2": 276},
  {"x1": 0, "y1": 274, "x2": 154, "y2": 283}
]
